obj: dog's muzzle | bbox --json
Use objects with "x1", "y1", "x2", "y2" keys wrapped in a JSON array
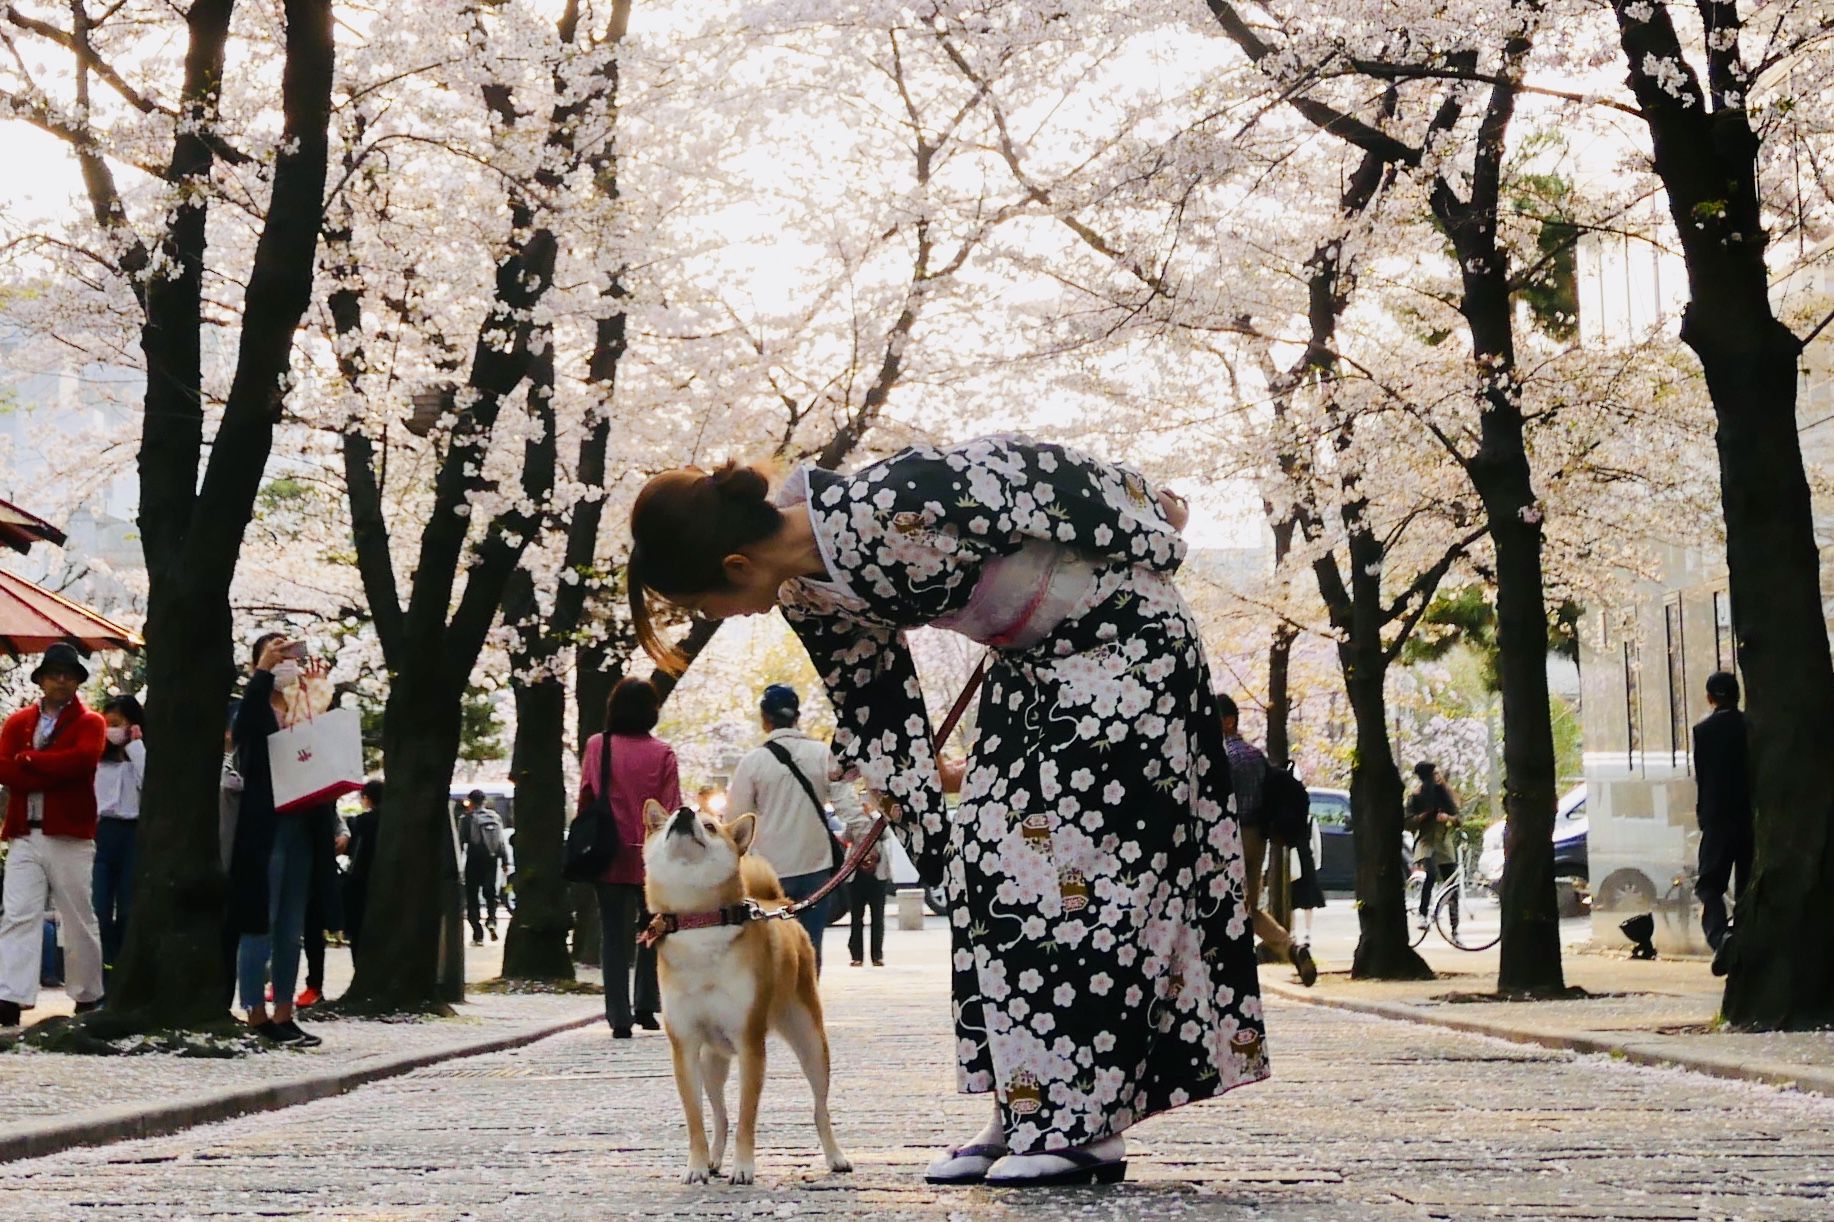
[{"x1": 666, "y1": 805, "x2": 700, "y2": 842}]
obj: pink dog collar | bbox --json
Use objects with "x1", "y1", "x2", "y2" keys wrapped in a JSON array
[{"x1": 638, "y1": 902, "x2": 761, "y2": 948}]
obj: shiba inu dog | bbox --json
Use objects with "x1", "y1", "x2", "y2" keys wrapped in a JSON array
[{"x1": 641, "y1": 799, "x2": 852, "y2": 1185}]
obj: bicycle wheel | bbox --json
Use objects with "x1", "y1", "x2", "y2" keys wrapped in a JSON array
[
  {"x1": 1433, "y1": 878, "x2": 1501, "y2": 951},
  {"x1": 1409, "y1": 899, "x2": 1431, "y2": 947}
]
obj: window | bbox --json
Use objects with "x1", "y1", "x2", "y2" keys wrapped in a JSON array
[
  {"x1": 1308, "y1": 795, "x2": 1350, "y2": 828},
  {"x1": 1623, "y1": 636, "x2": 1643, "y2": 771},
  {"x1": 1713, "y1": 590, "x2": 1733, "y2": 674}
]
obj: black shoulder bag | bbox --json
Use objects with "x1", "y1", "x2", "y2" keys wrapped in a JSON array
[
  {"x1": 761, "y1": 739, "x2": 847, "y2": 874},
  {"x1": 563, "y1": 735, "x2": 620, "y2": 882}
]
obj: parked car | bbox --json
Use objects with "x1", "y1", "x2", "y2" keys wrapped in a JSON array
[
  {"x1": 1475, "y1": 785, "x2": 1588, "y2": 894},
  {"x1": 1308, "y1": 787, "x2": 1356, "y2": 892}
]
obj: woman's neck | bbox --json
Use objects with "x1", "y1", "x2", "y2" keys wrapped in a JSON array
[{"x1": 774, "y1": 503, "x2": 829, "y2": 580}]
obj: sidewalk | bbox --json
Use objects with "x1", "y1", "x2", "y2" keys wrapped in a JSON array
[
  {"x1": 0, "y1": 936, "x2": 602, "y2": 1163},
  {"x1": 1263, "y1": 940, "x2": 1834, "y2": 1098}
]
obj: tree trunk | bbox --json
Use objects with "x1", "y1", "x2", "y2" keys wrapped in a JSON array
[
  {"x1": 1488, "y1": 513, "x2": 1564, "y2": 994},
  {"x1": 500, "y1": 574, "x2": 576, "y2": 981},
  {"x1": 343, "y1": 669, "x2": 466, "y2": 1013},
  {"x1": 106, "y1": 594, "x2": 235, "y2": 1027},
  {"x1": 1265, "y1": 515, "x2": 1297, "y2": 768},
  {"x1": 108, "y1": 0, "x2": 336, "y2": 1031},
  {"x1": 1702, "y1": 318, "x2": 1834, "y2": 1027},
  {"x1": 1342, "y1": 642, "x2": 1435, "y2": 980}
]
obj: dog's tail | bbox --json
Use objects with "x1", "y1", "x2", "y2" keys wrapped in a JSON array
[{"x1": 741, "y1": 855, "x2": 790, "y2": 907}]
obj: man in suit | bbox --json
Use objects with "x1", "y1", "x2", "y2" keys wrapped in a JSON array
[{"x1": 1692, "y1": 671, "x2": 1752, "y2": 973}]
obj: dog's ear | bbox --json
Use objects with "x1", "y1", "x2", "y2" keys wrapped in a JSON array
[
  {"x1": 643, "y1": 799, "x2": 670, "y2": 834},
  {"x1": 726, "y1": 812, "x2": 757, "y2": 855}
]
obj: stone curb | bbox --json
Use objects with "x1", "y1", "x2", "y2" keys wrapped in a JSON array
[
  {"x1": 0, "y1": 1009, "x2": 601, "y2": 1165},
  {"x1": 1263, "y1": 978, "x2": 1834, "y2": 1099}
]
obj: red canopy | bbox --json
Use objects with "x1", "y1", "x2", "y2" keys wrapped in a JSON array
[
  {"x1": 0, "y1": 498, "x2": 65, "y2": 554},
  {"x1": 0, "y1": 568, "x2": 141, "y2": 656}
]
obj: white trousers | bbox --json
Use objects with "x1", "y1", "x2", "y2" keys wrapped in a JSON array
[{"x1": 0, "y1": 831, "x2": 104, "y2": 1007}]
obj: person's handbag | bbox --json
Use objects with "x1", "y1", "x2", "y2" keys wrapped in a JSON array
[
  {"x1": 563, "y1": 735, "x2": 619, "y2": 882},
  {"x1": 267, "y1": 707, "x2": 364, "y2": 812},
  {"x1": 762, "y1": 740, "x2": 847, "y2": 874}
]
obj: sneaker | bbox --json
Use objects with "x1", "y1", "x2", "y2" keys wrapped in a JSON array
[
  {"x1": 471, "y1": 938, "x2": 485, "y2": 947},
  {"x1": 872, "y1": 959, "x2": 885, "y2": 967},
  {"x1": 850, "y1": 960, "x2": 864, "y2": 967},
  {"x1": 73, "y1": 999, "x2": 102, "y2": 1014},
  {"x1": 487, "y1": 925, "x2": 499, "y2": 942},
  {"x1": 271, "y1": 1020, "x2": 322, "y2": 1049},
  {"x1": 253, "y1": 1021, "x2": 298, "y2": 1046},
  {"x1": 1711, "y1": 934, "x2": 1734, "y2": 977},
  {"x1": 295, "y1": 986, "x2": 322, "y2": 1009}
]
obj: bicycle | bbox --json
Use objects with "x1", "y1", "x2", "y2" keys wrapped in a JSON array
[{"x1": 1407, "y1": 847, "x2": 1502, "y2": 952}]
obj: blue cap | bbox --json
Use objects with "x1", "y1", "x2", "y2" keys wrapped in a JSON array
[{"x1": 760, "y1": 684, "x2": 801, "y2": 719}]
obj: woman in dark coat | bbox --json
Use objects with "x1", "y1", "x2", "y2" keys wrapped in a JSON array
[{"x1": 626, "y1": 435, "x2": 1266, "y2": 1187}]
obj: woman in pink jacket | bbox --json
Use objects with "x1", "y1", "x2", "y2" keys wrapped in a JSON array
[{"x1": 579, "y1": 676, "x2": 680, "y2": 1037}]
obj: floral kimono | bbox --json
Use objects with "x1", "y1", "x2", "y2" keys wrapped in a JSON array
[{"x1": 778, "y1": 435, "x2": 1267, "y2": 1154}]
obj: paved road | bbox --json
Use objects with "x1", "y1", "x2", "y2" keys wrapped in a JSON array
[{"x1": 2, "y1": 927, "x2": 1831, "y2": 1220}]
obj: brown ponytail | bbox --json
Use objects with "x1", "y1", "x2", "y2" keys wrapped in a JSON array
[{"x1": 628, "y1": 460, "x2": 782, "y2": 673}]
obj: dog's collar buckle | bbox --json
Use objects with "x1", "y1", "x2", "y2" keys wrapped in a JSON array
[{"x1": 638, "y1": 901, "x2": 762, "y2": 948}]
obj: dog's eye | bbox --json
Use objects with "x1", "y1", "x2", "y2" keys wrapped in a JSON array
[{"x1": 702, "y1": 821, "x2": 716, "y2": 833}]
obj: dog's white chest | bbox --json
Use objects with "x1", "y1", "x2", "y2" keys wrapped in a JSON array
[{"x1": 660, "y1": 929, "x2": 758, "y2": 1050}]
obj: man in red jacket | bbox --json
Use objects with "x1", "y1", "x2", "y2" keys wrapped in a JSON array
[{"x1": 0, "y1": 643, "x2": 107, "y2": 1027}]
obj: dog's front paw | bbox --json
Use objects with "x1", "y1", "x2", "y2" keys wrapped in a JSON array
[
  {"x1": 682, "y1": 1166, "x2": 711, "y2": 1185},
  {"x1": 730, "y1": 1163, "x2": 756, "y2": 1186},
  {"x1": 828, "y1": 1154, "x2": 854, "y2": 1174}
]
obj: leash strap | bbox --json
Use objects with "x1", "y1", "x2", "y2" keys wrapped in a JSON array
[{"x1": 771, "y1": 655, "x2": 990, "y2": 924}]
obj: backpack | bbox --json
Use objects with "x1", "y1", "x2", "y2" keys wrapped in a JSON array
[
  {"x1": 1262, "y1": 761, "x2": 1312, "y2": 847},
  {"x1": 473, "y1": 810, "x2": 507, "y2": 859}
]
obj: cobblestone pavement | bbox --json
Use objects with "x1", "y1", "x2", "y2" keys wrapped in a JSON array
[{"x1": 2, "y1": 927, "x2": 1833, "y2": 1220}]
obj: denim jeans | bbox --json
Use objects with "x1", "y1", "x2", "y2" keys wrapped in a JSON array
[
  {"x1": 777, "y1": 869, "x2": 831, "y2": 976},
  {"x1": 237, "y1": 815, "x2": 313, "y2": 1013},
  {"x1": 92, "y1": 817, "x2": 138, "y2": 971}
]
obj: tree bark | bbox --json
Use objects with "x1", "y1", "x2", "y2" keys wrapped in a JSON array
[
  {"x1": 1342, "y1": 642, "x2": 1432, "y2": 979},
  {"x1": 1608, "y1": 0, "x2": 1834, "y2": 1028},
  {"x1": 110, "y1": 0, "x2": 335, "y2": 1029}
]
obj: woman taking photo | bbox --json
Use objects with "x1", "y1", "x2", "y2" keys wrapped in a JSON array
[
  {"x1": 626, "y1": 435, "x2": 1266, "y2": 1187},
  {"x1": 92, "y1": 693, "x2": 146, "y2": 984},
  {"x1": 579, "y1": 676, "x2": 678, "y2": 1038}
]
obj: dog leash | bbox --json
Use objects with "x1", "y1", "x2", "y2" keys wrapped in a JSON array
[{"x1": 768, "y1": 654, "x2": 989, "y2": 925}]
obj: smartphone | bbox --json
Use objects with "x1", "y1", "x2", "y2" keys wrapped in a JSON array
[{"x1": 281, "y1": 640, "x2": 309, "y2": 660}]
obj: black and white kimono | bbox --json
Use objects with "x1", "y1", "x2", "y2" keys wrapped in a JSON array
[{"x1": 778, "y1": 435, "x2": 1267, "y2": 1155}]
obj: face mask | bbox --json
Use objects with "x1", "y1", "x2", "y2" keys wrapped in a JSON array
[
  {"x1": 106, "y1": 726, "x2": 130, "y2": 746},
  {"x1": 273, "y1": 661, "x2": 302, "y2": 691}
]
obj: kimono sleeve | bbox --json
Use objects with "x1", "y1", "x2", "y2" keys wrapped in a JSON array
[
  {"x1": 944, "y1": 436, "x2": 1187, "y2": 574},
  {"x1": 782, "y1": 603, "x2": 949, "y2": 886}
]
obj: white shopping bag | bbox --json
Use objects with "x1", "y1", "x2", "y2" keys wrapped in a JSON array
[{"x1": 267, "y1": 707, "x2": 364, "y2": 813}]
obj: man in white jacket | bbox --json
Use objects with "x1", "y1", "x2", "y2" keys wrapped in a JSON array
[{"x1": 725, "y1": 684, "x2": 861, "y2": 974}]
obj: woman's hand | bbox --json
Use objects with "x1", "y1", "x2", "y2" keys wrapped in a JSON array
[
  {"x1": 1158, "y1": 489, "x2": 1190, "y2": 533},
  {"x1": 939, "y1": 756, "x2": 967, "y2": 795},
  {"x1": 256, "y1": 637, "x2": 293, "y2": 672}
]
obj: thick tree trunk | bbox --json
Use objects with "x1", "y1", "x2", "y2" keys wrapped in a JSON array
[
  {"x1": 1702, "y1": 318, "x2": 1834, "y2": 1027},
  {"x1": 343, "y1": 669, "x2": 466, "y2": 1013},
  {"x1": 106, "y1": 594, "x2": 235, "y2": 1027},
  {"x1": 108, "y1": 0, "x2": 335, "y2": 1030},
  {"x1": 1488, "y1": 513, "x2": 1564, "y2": 993},
  {"x1": 1343, "y1": 643, "x2": 1434, "y2": 980},
  {"x1": 1265, "y1": 516, "x2": 1297, "y2": 768},
  {"x1": 500, "y1": 575, "x2": 576, "y2": 981}
]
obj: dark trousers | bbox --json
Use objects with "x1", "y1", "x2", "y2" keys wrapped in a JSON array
[
  {"x1": 302, "y1": 926, "x2": 325, "y2": 993},
  {"x1": 1418, "y1": 860, "x2": 1455, "y2": 918},
  {"x1": 848, "y1": 879, "x2": 886, "y2": 964},
  {"x1": 1696, "y1": 820, "x2": 1753, "y2": 951},
  {"x1": 466, "y1": 861, "x2": 499, "y2": 941},
  {"x1": 92, "y1": 817, "x2": 137, "y2": 973},
  {"x1": 778, "y1": 869, "x2": 830, "y2": 976},
  {"x1": 594, "y1": 883, "x2": 658, "y2": 1029}
]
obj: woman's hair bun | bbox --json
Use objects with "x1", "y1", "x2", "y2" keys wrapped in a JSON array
[{"x1": 708, "y1": 461, "x2": 770, "y2": 506}]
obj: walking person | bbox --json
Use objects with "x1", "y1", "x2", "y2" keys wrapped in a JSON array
[
  {"x1": 0, "y1": 643, "x2": 106, "y2": 1027},
  {"x1": 460, "y1": 791, "x2": 507, "y2": 946},
  {"x1": 579, "y1": 677, "x2": 674, "y2": 1037},
  {"x1": 1218, "y1": 694, "x2": 1318, "y2": 987},
  {"x1": 92, "y1": 693, "x2": 146, "y2": 991},
  {"x1": 1692, "y1": 671, "x2": 1751, "y2": 975},
  {"x1": 724, "y1": 684, "x2": 861, "y2": 975},
  {"x1": 845, "y1": 797, "x2": 893, "y2": 967},
  {"x1": 627, "y1": 435, "x2": 1267, "y2": 1186},
  {"x1": 1407, "y1": 762, "x2": 1460, "y2": 930},
  {"x1": 227, "y1": 633, "x2": 332, "y2": 1047}
]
